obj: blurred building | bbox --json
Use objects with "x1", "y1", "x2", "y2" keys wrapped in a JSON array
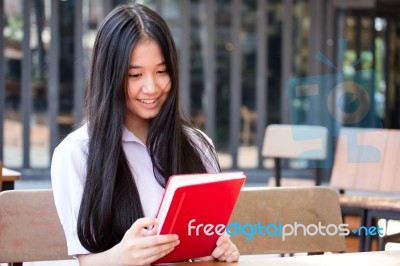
[{"x1": 1, "y1": 0, "x2": 399, "y2": 181}]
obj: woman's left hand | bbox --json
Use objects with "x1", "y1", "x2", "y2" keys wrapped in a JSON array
[
  {"x1": 195, "y1": 234, "x2": 240, "y2": 262},
  {"x1": 212, "y1": 234, "x2": 240, "y2": 262}
]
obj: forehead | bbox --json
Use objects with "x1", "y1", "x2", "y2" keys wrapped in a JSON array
[{"x1": 129, "y1": 38, "x2": 164, "y2": 66}]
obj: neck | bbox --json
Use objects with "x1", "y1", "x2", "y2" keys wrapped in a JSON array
[{"x1": 124, "y1": 116, "x2": 149, "y2": 145}]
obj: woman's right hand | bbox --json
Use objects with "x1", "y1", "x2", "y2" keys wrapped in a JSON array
[
  {"x1": 78, "y1": 217, "x2": 180, "y2": 266},
  {"x1": 115, "y1": 217, "x2": 180, "y2": 265}
]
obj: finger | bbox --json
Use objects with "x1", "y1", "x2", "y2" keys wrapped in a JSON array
[
  {"x1": 222, "y1": 242, "x2": 239, "y2": 262},
  {"x1": 129, "y1": 217, "x2": 158, "y2": 236},
  {"x1": 193, "y1": 256, "x2": 214, "y2": 261},
  {"x1": 141, "y1": 228, "x2": 156, "y2": 237},
  {"x1": 148, "y1": 222, "x2": 159, "y2": 234},
  {"x1": 135, "y1": 233, "x2": 179, "y2": 249},
  {"x1": 211, "y1": 245, "x2": 226, "y2": 259},
  {"x1": 212, "y1": 240, "x2": 232, "y2": 260},
  {"x1": 139, "y1": 239, "x2": 180, "y2": 264},
  {"x1": 226, "y1": 250, "x2": 240, "y2": 262},
  {"x1": 218, "y1": 243, "x2": 237, "y2": 262},
  {"x1": 141, "y1": 221, "x2": 163, "y2": 237},
  {"x1": 216, "y1": 233, "x2": 230, "y2": 246},
  {"x1": 143, "y1": 246, "x2": 175, "y2": 265}
]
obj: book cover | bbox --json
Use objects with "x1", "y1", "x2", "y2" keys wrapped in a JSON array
[{"x1": 154, "y1": 172, "x2": 246, "y2": 264}]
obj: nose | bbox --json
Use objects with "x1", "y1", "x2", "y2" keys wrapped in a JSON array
[{"x1": 142, "y1": 75, "x2": 157, "y2": 94}]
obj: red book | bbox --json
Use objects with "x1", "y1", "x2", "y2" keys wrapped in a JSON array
[{"x1": 154, "y1": 172, "x2": 246, "y2": 264}]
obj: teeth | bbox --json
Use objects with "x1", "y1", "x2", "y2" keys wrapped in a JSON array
[{"x1": 139, "y1": 98, "x2": 157, "y2": 104}]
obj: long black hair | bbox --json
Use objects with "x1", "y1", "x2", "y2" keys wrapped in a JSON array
[{"x1": 78, "y1": 3, "x2": 220, "y2": 253}]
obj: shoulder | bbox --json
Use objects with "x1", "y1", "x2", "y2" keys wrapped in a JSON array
[
  {"x1": 60, "y1": 123, "x2": 89, "y2": 143},
  {"x1": 51, "y1": 124, "x2": 89, "y2": 186},
  {"x1": 53, "y1": 124, "x2": 89, "y2": 159}
]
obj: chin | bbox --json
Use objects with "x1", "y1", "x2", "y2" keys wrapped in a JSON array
[{"x1": 140, "y1": 112, "x2": 160, "y2": 120}]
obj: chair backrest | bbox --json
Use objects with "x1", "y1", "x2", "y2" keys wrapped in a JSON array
[
  {"x1": 0, "y1": 189, "x2": 71, "y2": 263},
  {"x1": 262, "y1": 124, "x2": 328, "y2": 186},
  {"x1": 262, "y1": 124, "x2": 328, "y2": 160},
  {"x1": 229, "y1": 187, "x2": 346, "y2": 255},
  {"x1": 330, "y1": 127, "x2": 400, "y2": 193}
]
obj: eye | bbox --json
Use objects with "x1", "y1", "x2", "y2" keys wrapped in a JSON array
[
  {"x1": 156, "y1": 70, "x2": 168, "y2": 75},
  {"x1": 128, "y1": 73, "x2": 142, "y2": 78}
]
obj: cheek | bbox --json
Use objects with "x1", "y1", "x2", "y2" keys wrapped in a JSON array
[
  {"x1": 165, "y1": 84, "x2": 172, "y2": 94},
  {"x1": 126, "y1": 83, "x2": 139, "y2": 98},
  {"x1": 163, "y1": 80, "x2": 172, "y2": 94},
  {"x1": 158, "y1": 76, "x2": 172, "y2": 91},
  {"x1": 125, "y1": 87, "x2": 137, "y2": 108},
  {"x1": 125, "y1": 91, "x2": 132, "y2": 107}
]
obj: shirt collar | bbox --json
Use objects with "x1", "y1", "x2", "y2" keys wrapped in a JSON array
[{"x1": 122, "y1": 126, "x2": 145, "y2": 145}]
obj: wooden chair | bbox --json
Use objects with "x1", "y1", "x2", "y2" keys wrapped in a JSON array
[
  {"x1": 0, "y1": 189, "x2": 71, "y2": 265},
  {"x1": 330, "y1": 127, "x2": 400, "y2": 251},
  {"x1": 262, "y1": 124, "x2": 328, "y2": 186},
  {"x1": 229, "y1": 187, "x2": 346, "y2": 255},
  {"x1": 330, "y1": 127, "x2": 400, "y2": 193}
]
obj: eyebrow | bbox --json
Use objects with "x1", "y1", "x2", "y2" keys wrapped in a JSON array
[{"x1": 128, "y1": 62, "x2": 166, "y2": 69}]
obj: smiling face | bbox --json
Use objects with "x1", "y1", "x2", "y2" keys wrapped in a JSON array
[{"x1": 125, "y1": 38, "x2": 172, "y2": 130}]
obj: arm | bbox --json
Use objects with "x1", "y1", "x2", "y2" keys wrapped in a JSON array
[
  {"x1": 78, "y1": 218, "x2": 180, "y2": 266},
  {"x1": 51, "y1": 128, "x2": 179, "y2": 265}
]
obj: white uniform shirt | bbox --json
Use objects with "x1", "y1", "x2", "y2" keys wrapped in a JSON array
[{"x1": 51, "y1": 124, "x2": 217, "y2": 256}]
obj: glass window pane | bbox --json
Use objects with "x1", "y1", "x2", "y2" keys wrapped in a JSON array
[
  {"x1": 30, "y1": 0, "x2": 50, "y2": 168},
  {"x1": 4, "y1": 0, "x2": 23, "y2": 168}
]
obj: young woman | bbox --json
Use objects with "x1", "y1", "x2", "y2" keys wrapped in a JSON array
[{"x1": 51, "y1": 3, "x2": 239, "y2": 266}]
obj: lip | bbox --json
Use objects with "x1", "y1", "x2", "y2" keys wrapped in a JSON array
[{"x1": 137, "y1": 97, "x2": 161, "y2": 109}]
